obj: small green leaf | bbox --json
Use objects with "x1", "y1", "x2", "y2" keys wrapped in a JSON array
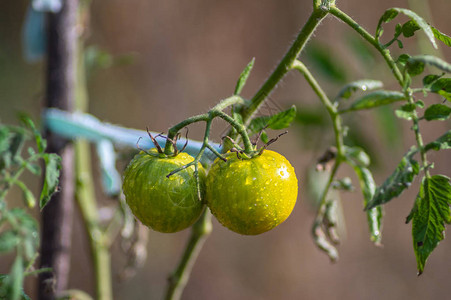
[
  {"x1": 396, "y1": 54, "x2": 410, "y2": 65},
  {"x1": 19, "y1": 115, "x2": 46, "y2": 153},
  {"x1": 366, "y1": 147, "x2": 419, "y2": 210},
  {"x1": 424, "y1": 130, "x2": 451, "y2": 151},
  {"x1": 395, "y1": 103, "x2": 416, "y2": 120},
  {"x1": 429, "y1": 78, "x2": 451, "y2": 101},
  {"x1": 0, "y1": 231, "x2": 19, "y2": 253},
  {"x1": 411, "y1": 175, "x2": 451, "y2": 274},
  {"x1": 431, "y1": 26, "x2": 451, "y2": 47},
  {"x1": 343, "y1": 91, "x2": 406, "y2": 112},
  {"x1": 409, "y1": 55, "x2": 451, "y2": 73},
  {"x1": 234, "y1": 58, "x2": 255, "y2": 95},
  {"x1": 376, "y1": 9, "x2": 399, "y2": 39},
  {"x1": 40, "y1": 153, "x2": 61, "y2": 209},
  {"x1": 406, "y1": 60, "x2": 425, "y2": 77},
  {"x1": 424, "y1": 104, "x2": 451, "y2": 121},
  {"x1": 376, "y1": 8, "x2": 437, "y2": 49},
  {"x1": 260, "y1": 131, "x2": 269, "y2": 144},
  {"x1": 422, "y1": 74, "x2": 443, "y2": 88},
  {"x1": 402, "y1": 20, "x2": 421, "y2": 38},
  {"x1": 248, "y1": 105, "x2": 297, "y2": 136},
  {"x1": 335, "y1": 80, "x2": 383, "y2": 100}
]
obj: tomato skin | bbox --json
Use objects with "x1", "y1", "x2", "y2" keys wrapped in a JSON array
[
  {"x1": 205, "y1": 150, "x2": 298, "y2": 235},
  {"x1": 122, "y1": 149, "x2": 205, "y2": 233}
]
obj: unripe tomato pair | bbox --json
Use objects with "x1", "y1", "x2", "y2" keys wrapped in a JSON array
[{"x1": 122, "y1": 149, "x2": 298, "y2": 235}]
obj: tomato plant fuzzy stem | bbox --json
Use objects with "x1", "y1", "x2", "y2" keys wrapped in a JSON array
[
  {"x1": 163, "y1": 95, "x2": 254, "y2": 156},
  {"x1": 239, "y1": 5, "x2": 329, "y2": 126},
  {"x1": 329, "y1": 6, "x2": 405, "y2": 86},
  {"x1": 165, "y1": 210, "x2": 212, "y2": 300},
  {"x1": 329, "y1": 6, "x2": 430, "y2": 174},
  {"x1": 73, "y1": 5, "x2": 113, "y2": 299},
  {"x1": 292, "y1": 59, "x2": 345, "y2": 260}
]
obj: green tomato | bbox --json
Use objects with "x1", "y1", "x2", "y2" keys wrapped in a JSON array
[
  {"x1": 122, "y1": 149, "x2": 205, "y2": 233},
  {"x1": 206, "y1": 150, "x2": 298, "y2": 235}
]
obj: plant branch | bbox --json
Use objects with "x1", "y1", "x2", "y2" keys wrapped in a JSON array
[
  {"x1": 240, "y1": 7, "x2": 329, "y2": 125},
  {"x1": 329, "y1": 6, "x2": 405, "y2": 86},
  {"x1": 165, "y1": 210, "x2": 212, "y2": 300}
]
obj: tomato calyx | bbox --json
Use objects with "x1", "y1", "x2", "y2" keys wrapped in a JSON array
[
  {"x1": 222, "y1": 131, "x2": 288, "y2": 160},
  {"x1": 137, "y1": 127, "x2": 189, "y2": 158}
]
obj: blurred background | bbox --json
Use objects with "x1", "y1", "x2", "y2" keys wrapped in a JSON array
[{"x1": 1, "y1": 0, "x2": 451, "y2": 299}]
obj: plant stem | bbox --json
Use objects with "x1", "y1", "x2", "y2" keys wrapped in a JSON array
[
  {"x1": 165, "y1": 210, "x2": 212, "y2": 300},
  {"x1": 164, "y1": 6, "x2": 333, "y2": 298},
  {"x1": 329, "y1": 6, "x2": 405, "y2": 86},
  {"x1": 292, "y1": 60, "x2": 344, "y2": 157},
  {"x1": 240, "y1": 7, "x2": 329, "y2": 125},
  {"x1": 292, "y1": 59, "x2": 344, "y2": 260},
  {"x1": 329, "y1": 6, "x2": 430, "y2": 174},
  {"x1": 163, "y1": 96, "x2": 247, "y2": 155},
  {"x1": 74, "y1": 8, "x2": 113, "y2": 299}
]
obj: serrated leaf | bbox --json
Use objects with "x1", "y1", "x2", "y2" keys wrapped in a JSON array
[
  {"x1": 431, "y1": 26, "x2": 451, "y2": 47},
  {"x1": 344, "y1": 91, "x2": 406, "y2": 112},
  {"x1": 0, "y1": 231, "x2": 19, "y2": 253},
  {"x1": 336, "y1": 80, "x2": 383, "y2": 100},
  {"x1": 39, "y1": 153, "x2": 61, "y2": 209},
  {"x1": 409, "y1": 55, "x2": 451, "y2": 74},
  {"x1": 248, "y1": 105, "x2": 297, "y2": 136},
  {"x1": 411, "y1": 175, "x2": 451, "y2": 274},
  {"x1": 424, "y1": 130, "x2": 451, "y2": 151},
  {"x1": 424, "y1": 103, "x2": 451, "y2": 121},
  {"x1": 234, "y1": 58, "x2": 255, "y2": 95},
  {"x1": 366, "y1": 147, "x2": 419, "y2": 210},
  {"x1": 402, "y1": 19, "x2": 421, "y2": 38},
  {"x1": 352, "y1": 165, "x2": 383, "y2": 245},
  {"x1": 376, "y1": 8, "x2": 437, "y2": 49}
]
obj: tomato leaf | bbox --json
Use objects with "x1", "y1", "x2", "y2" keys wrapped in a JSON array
[
  {"x1": 409, "y1": 175, "x2": 451, "y2": 275},
  {"x1": 402, "y1": 19, "x2": 421, "y2": 38},
  {"x1": 352, "y1": 165, "x2": 383, "y2": 245},
  {"x1": 424, "y1": 104, "x2": 451, "y2": 121},
  {"x1": 234, "y1": 58, "x2": 255, "y2": 95},
  {"x1": 343, "y1": 91, "x2": 406, "y2": 113},
  {"x1": 39, "y1": 153, "x2": 61, "y2": 209},
  {"x1": 366, "y1": 147, "x2": 419, "y2": 210},
  {"x1": 431, "y1": 26, "x2": 451, "y2": 47},
  {"x1": 248, "y1": 105, "x2": 297, "y2": 136},
  {"x1": 424, "y1": 130, "x2": 451, "y2": 152},
  {"x1": 19, "y1": 115, "x2": 46, "y2": 154},
  {"x1": 376, "y1": 8, "x2": 437, "y2": 49},
  {"x1": 395, "y1": 103, "x2": 416, "y2": 120},
  {"x1": 335, "y1": 79, "x2": 383, "y2": 100},
  {"x1": 408, "y1": 55, "x2": 451, "y2": 74}
]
